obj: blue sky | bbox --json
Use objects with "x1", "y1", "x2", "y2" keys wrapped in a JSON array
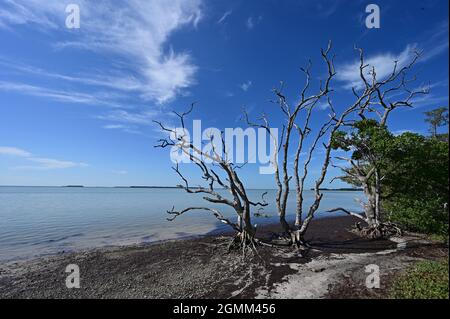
[{"x1": 0, "y1": 0, "x2": 448, "y2": 188}]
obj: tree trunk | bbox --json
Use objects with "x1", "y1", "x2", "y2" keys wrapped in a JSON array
[
  {"x1": 374, "y1": 169, "x2": 381, "y2": 222},
  {"x1": 363, "y1": 183, "x2": 378, "y2": 227},
  {"x1": 242, "y1": 205, "x2": 254, "y2": 236},
  {"x1": 295, "y1": 190, "x2": 303, "y2": 228},
  {"x1": 279, "y1": 215, "x2": 291, "y2": 236}
]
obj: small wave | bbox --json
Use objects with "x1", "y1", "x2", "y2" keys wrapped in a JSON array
[{"x1": 31, "y1": 233, "x2": 84, "y2": 245}]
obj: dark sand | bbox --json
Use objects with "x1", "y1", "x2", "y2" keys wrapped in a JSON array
[{"x1": 0, "y1": 216, "x2": 447, "y2": 299}]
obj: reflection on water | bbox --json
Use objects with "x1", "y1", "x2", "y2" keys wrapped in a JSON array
[{"x1": 0, "y1": 187, "x2": 364, "y2": 261}]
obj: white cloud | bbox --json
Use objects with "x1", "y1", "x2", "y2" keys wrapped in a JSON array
[
  {"x1": 422, "y1": 39, "x2": 449, "y2": 63},
  {"x1": 420, "y1": 21, "x2": 449, "y2": 62},
  {"x1": 24, "y1": 158, "x2": 88, "y2": 170},
  {"x1": 246, "y1": 15, "x2": 262, "y2": 30},
  {"x1": 97, "y1": 110, "x2": 159, "y2": 125},
  {"x1": 112, "y1": 170, "x2": 128, "y2": 175},
  {"x1": 0, "y1": 58, "x2": 143, "y2": 93},
  {"x1": 0, "y1": 0, "x2": 62, "y2": 30},
  {"x1": 246, "y1": 17, "x2": 254, "y2": 29},
  {"x1": 0, "y1": 146, "x2": 32, "y2": 157},
  {"x1": 217, "y1": 10, "x2": 232, "y2": 24},
  {"x1": 0, "y1": 0, "x2": 203, "y2": 104},
  {"x1": 240, "y1": 80, "x2": 252, "y2": 92},
  {"x1": 97, "y1": 109, "x2": 173, "y2": 134},
  {"x1": 316, "y1": 102, "x2": 330, "y2": 111},
  {"x1": 0, "y1": 146, "x2": 87, "y2": 170},
  {"x1": 408, "y1": 94, "x2": 449, "y2": 109},
  {"x1": 336, "y1": 22, "x2": 448, "y2": 90},
  {"x1": 0, "y1": 81, "x2": 123, "y2": 107},
  {"x1": 336, "y1": 44, "x2": 418, "y2": 89},
  {"x1": 102, "y1": 123, "x2": 143, "y2": 135},
  {"x1": 103, "y1": 124, "x2": 129, "y2": 130}
]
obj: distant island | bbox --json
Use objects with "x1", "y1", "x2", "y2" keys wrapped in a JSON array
[
  {"x1": 311, "y1": 188, "x2": 363, "y2": 191},
  {"x1": 126, "y1": 186, "x2": 180, "y2": 189},
  {"x1": 58, "y1": 186, "x2": 183, "y2": 189},
  {"x1": 54, "y1": 186, "x2": 363, "y2": 191}
]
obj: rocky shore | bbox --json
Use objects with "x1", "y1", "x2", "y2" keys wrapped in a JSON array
[{"x1": 0, "y1": 216, "x2": 447, "y2": 299}]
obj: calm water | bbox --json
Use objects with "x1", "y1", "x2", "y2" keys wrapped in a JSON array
[{"x1": 0, "y1": 186, "x2": 364, "y2": 261}]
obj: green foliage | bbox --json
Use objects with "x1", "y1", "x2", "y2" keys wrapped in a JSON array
[
  {"x1": 332, "y1": 118, "x2": 449, "y2": 237},
  {"x1": 390, "y1": 259, "x2": 449, "y2": 299},
  {"x1": 331, "y1": 119, "x2": 393, "y2": 162},
  {"x1": 382, "y1": 133, "x2": 449, "y2": 236},
  {"x1": 384, "y1": 198, "x2": 448, "y2": 236},
  {"x1": 331, "y1": 130, "x2": 350, "y2": 151},
  {"x1": 382, "y1": 133, "x2": 448, "y2": 199}
]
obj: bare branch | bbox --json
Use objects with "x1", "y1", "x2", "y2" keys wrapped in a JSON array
[
  {"x1": 167, "y1": 206, "x2": 240, "y2": 232},
  {"x1": 327, "y1": 208, "x2": 367, "y2": 221}
]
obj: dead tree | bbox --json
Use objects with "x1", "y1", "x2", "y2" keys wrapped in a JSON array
[
  {"x1": 154, "y1": 104, "x2": 268, "y2": 253},
  {"x1": 261, "y1": 42, "x2": 337, "y2": 246},
  {"x1": 246, "y1": 42, "x2": 377, "y2": 247},
  {"x1": 328, "y1": 49, "x2": 429, "y2": 238}
]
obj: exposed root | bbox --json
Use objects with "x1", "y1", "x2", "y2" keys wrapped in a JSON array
[
  {"x1": 289, "y1": 232, "x2": 310, "y2": 257},
  {"x1": 227, "y1": 230, "x2": 261, "y2": 259},
  {"x1": 263, "y1": 230, "x2": 310, "y2": 255},
  {"x1": 355, "y1": 222, "x2": 403, "y2": 239},
  {"x1": 328, "y1": 208, "x2": 403, "y2": 239}
]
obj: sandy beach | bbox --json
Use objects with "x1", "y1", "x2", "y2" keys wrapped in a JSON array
[{"x1": 0, "y1": 216, "x2": 447, "y2": 299}]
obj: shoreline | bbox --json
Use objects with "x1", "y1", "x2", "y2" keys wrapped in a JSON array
[
  {"x1": 0, "y1": 212, "x2": 361, "y2": 264},
  {"x1": 0, "y1": 216, "x2": 447, "y2": 299}
]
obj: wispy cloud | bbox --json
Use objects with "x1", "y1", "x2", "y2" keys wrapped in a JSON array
[
  {"x1": 0, "y1": 146, "x2": 88, "y2": 170},
  {"x1": 0, "y1": 58, "x2": 143, "y2": 93},
  {"x1": 240, "y1": 80, "x2": 252, "y2": 92},
  {"x1": 103, "y1": 124, "x2": 128, "y2": 130},
  {"x1": 246, "y1": 17, "x2": 254, "y2": 29},
  {"x1": 23, "y1": 158, "x2": 88, "y2": 170},
  {"x1": 97, "y1": 110, "x2": 160, "y2": 125},
  {"x1": 292, "y1": 0, "x2": 340, "y2": 20},
  {"x1": 112, "y1": 170, "x2": 128, "y2": 175},
  {"x1": 316, "y1": 101, "x2": 330, "y2": 111},
  {"x1": 0, "y1": 0, "x2": 61, "y2": 30},
  {"x1": 314, "y1": 0, "x2": 340, "y2": 18},
  {"x1": 102, "y1": 124, "x2": 142, "y2": 135},
  {"x1": 376, "y1": 79, "x2": 448, "y2": 110},
  {"x1": 0, "y1": 58, "x2": 170, "y2": 133},
  {"x1": 246, "y1": 15, "x2": 262, "y2": 30},
  {"x1": 408, "y1": 94, "x2": 449, "y2": 109},
  {"x1": 336, "y1": 21, "x2": 448, "y2": 89},
  {"x1": 0, "y1": 146, "x2": 32, "y2": 157},
  {"x1": 97, "y1": 109, "x2": 172, "y2": 134},
  {"x1": 0, "y1": 81, "x2": 123, "y2": 107},
  {"x1": 420, "y1": 21, "x2": 449, "y2": 62},
  {"x1": 0, "y1": 0, "x2": 203, "y2": 104},
  {"x1": 217, "y1": 10, "x2": 232, "y2": 24},
  {"x1": 336, "y1": 44, "x2": 418, "y2": 89}
]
